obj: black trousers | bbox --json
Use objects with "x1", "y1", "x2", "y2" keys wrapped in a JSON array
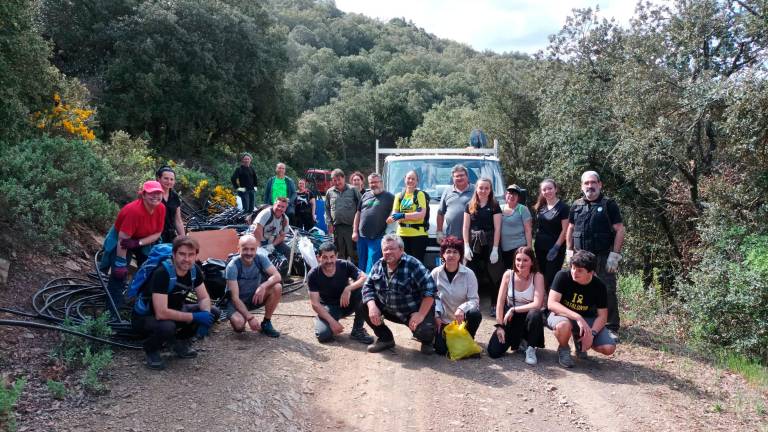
[
  {"x1": 535, "y1": 247, "x2": 565, "y2": 291},
  {"x1": 295, "y1": 211, "x2": 315, "y2": 231},
  {"x1": 131, "y1": 314, "x2": 198, "y2": 353},
  {"x1": 363, "y1": 299, "x2": 435, "y2": 344},
  {"x1": 487, "y1": 309, "x2": 544, "y2": 358},
  {"x1": 403, "y1": 235, "x2": 427, "y2": 263},
  {"x1": 433, "y1": 310, "x2": 482, "y2": 356}
]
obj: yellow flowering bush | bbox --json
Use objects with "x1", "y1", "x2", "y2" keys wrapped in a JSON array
[
  {"x1": 209, "y1": 185, "x2": 236, "y2": 214},
  {"x1": 193, "y1": 179, "x2": 210, "y2": 198},
  {"x1": 32, "y1": 93, "x2": 97, "y2": 141}
]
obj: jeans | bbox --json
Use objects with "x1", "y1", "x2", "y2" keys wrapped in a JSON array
[
  {"x1": 487, "y1": 309, "x2": 544, "y2": 358},
  {"x1": 363, "y1": 300, "x2": 435, "y2": 344},
  {"x1": 238, "y1": 189, "x2": 256, "y2": 213},
  {"x1": 434, "y1": 309, "x2": 482, "y2": 356},
  {"x1": 357, "y1": 234, "x2": 383, "y2": 274},
  {"x1": 107, "y1": 248, "x2": 148, "y2": 316},
  {"x1": 314, "y1": 290, "x2": 366, "y2": 342},
  {"x1": 131, "y1": 313, "x2": 198, "y2": 353}
]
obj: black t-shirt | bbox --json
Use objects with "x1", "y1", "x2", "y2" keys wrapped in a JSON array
[
  {"x1": 161, "y1": 190, "x2": 181, "y2": 242},
  {"x1": 295, "y1": 190, "x2": 314, "y2": 214},
  {"x1": 550, "y1": 270, "x2": 607, "y2": 318},
  {"x1": 464, "y1": 201, "x2": 501, "y2": 231},
  {"x1": 146, "y1": 263, "x2": 204, "y2": 314},
  {"x1": 534, "y1": 200, "x2": 569, "y2": 250},
  {"x1": 307, "y1": 260, "x2": 361, "y2": 306}
]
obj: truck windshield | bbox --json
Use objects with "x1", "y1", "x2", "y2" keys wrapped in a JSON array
[{"x1": 385, "y1": 159, "x2": 505, "y2": 201}]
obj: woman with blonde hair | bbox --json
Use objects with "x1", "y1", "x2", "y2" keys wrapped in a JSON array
[{"x1": 387, "y1": 170, "x2": 429, "y2": 261}]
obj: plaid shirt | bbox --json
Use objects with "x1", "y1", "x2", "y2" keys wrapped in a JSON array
[{"x1": 362, "y1": 253, "x2": 436, "y2": 322}]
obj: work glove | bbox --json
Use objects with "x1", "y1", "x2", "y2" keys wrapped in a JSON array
[
  {"x1": 546, "y1": 244, "x2": 560, "y2": 261},
  {"x1": 606, "y1": 252, "x2": 622, "y2": 273},
  {"x1": 392, "y1": 212, "x2": 405, "y2": 221},
  {"x1": 120, "y1": 238, "x2": 140, "y2": 250},
  {"x1": 489, "y1": 246, "x2": 499, "y2": 264},
  {"x1": 436, "y1": 230, "x2": 445, "y2": 244},
  {"x1": 112, "y1": 256, "x2": 128, "y2": 280},
  {"x1": 564, "y1": 249, "x2": 574, "y2": 268},
  {"x1": 196, "y1": 323, "x2": 211, "y2": 338},
  {"x1": 236, "y1": 187, "x2": 246, "y2": 193},
  {"x1": 464, "y1": 244, "x2": 473, "y2": 262},
  {"x1": 192, "y1": 311, "x2": 215, "y2": 327}
]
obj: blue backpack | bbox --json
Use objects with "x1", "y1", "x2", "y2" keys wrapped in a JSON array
[{"x1": 128, "y1": 243, "x2": 198, "y2": 316}]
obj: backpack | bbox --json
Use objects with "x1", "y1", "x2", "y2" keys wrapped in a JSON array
[
  {"x1": 128, "y1": 243, "x2": 198, "y2": 316},
  {"x1": 252, "y1": 205, "x2": 288, "y2": 229},
  {"x1": 395, "y1": 188, "x2": 431, "y2": 231}
]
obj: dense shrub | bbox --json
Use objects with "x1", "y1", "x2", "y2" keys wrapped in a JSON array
[
  {"x1": 98, "y1": 131, "x2": 156, "y2": 203},
  {"x1": 0, "y1": 136, "x2": 117, "y2": 243},
  {"x1": 678, "y1": 209, "x2": 768, "y2": 362}
]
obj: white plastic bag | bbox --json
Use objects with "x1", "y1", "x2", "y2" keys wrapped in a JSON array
[{"x1": 298, "y1": 237, "x2": 318, "y2": 269}]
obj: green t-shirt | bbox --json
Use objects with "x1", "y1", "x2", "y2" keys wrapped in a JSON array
[{"x1": 271, "y1": 177, "x2": 287, "y2": 203}]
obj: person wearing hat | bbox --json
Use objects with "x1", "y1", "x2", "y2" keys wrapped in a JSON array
[
  {"x1": 105, "y1": 180, "x2": 167, "y2": 311},
  {"x1": 500, "y1": 184, "x2": 532, "y2": 270},
  {"x1": 231, "y1": 153, "x2": 259, "y2": 213}
]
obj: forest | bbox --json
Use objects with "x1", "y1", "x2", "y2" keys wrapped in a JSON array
[{"x1": 0, "y1": 0, "x2": 766, "y2": 363}]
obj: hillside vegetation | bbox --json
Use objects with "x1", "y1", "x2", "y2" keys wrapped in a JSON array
[{"x1": 1, "y1": 0, "x2": 767, "y2": 363}]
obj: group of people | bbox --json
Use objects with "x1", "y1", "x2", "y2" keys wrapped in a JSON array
[{"x1": 103, "y1": 156, "x2": 625, "y2": 371}]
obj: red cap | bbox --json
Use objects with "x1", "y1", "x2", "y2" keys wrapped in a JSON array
[{"x1": 142, "y1": 180, "x2": 163, "y2": 194}]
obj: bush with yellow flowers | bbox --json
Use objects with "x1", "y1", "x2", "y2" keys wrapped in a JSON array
[
  {"x1": 190, "y1": 180, "x2": 236, "y2": 215},
  {"x1": 32, "y1": 93, "x2": 97, "y2": 141}
]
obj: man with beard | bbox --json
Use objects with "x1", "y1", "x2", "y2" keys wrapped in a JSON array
[
  {"x1": 225, "y1": 235, "x2": 283, "y2": 338},
  {"x1": 565, "y1": 171, "x2": 625, "y2": 342},
  {"x1": 308, "y1": 242, "x2": 374, "y2": 344},
  {"x1": 352, "y1": 173, "x2": 395, "y2": 273}
]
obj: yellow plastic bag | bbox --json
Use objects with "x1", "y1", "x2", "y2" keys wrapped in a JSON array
[{"x1": 444, "y1": 320, "x2": 482, "y2": 360}]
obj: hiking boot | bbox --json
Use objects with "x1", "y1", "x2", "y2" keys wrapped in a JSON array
[
  {"x1": 420, "y1": 341, "x2": 434, "y2": 355},
  {"x1": 557, "y1": 346, "x2": 574, "y2": 368},
  {"x1": 350, "y1": 327, "x2": 374, "y2": 345},
  {"x1": 145, "y1": 351, "x2": 166, "y2": 370},
  {"x1": 524, "y1": 346, "x2": 538, "y2": 365},
  {"x1": 260, "y1": 320, "x2": 280, "y2": 338},
  {"x1": 606, "y1": 329, "x2": 620, "y2": 343},
  {"x1": 367, "y1": 338, "x2": 395, "y2": 353},
  {"x1": 173, "y1": 341, "x2": 198, "y2": 359}
]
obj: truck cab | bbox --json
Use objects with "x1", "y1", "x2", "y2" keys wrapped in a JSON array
[{"x1": 376, "y1": 140, "x2": 505, "y2": 268}]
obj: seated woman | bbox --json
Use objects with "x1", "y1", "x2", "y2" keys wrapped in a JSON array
[
  {"x1": 431, "y1": 236, "x2": 481, "y2": 356},
  {"x1": 487, "y1": 246, "x2": 545, "y2": 365}
]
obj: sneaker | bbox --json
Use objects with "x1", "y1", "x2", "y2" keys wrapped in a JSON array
[
  {"x1": 519, "y1": 339, "x2": 529, "y2": 352},
  {"x1": 367, "y1": 338, "x2": 395, "y2": 353},
  {"x1": 172, "y1": 341, "x2": 198, "y2": 359},
  {"x1": 557, "y1": 346, "x2": 574, "y2": 368},
  {"x1": 260, "y1": 320, "x2": 281, "y2": 338},
  {"x1": 420, "y1": 341, "x2": 434, "y2": 355},
  {"x1": 524, "y1": 346, "x2": 538, "y2": 365},
  {"x1": 606, "y1": 329, "x2": 620, "y2": 343},
  {"x1": 145, "y1": 351, "x2": 166, "y2": 370},
  {"x1": 350, "y1": 328, "x2": 374, "y2": 345}
]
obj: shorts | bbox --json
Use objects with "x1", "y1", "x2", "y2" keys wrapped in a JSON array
[
  {"x1": 224, "y1": 296, "x2": 265, "y2": 318},
  {"x1": 546, "y1": 314, "x2": 616, "y2": 347}
]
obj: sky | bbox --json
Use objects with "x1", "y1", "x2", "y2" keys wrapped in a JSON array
[{"x1": 334, "y1": 0, "x2": 648, "y2": 54}]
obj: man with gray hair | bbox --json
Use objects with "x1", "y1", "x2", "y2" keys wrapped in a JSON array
[
  {"x1": 361, "y1": 234, "x2": 437, "y2": 354},
  {"x1": 263, "y1": 162, "x2": 297, "y2": 218},
  {"x1": 352, "y1": 173, "x2": 395, "y2": 273},
  {"x1": 565, "y1": 170, "x2": 625, "y2": 342},
  {"x1": 325, "y1": 169, "x2": 361, "y2": 260},
  {"x1": 436, "y1": 164, "x2": 475, "y2": 242}
]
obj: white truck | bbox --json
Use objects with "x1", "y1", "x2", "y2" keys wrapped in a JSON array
[{"x1": 375, "y1": 139, "x2": 506, "y2": 268}]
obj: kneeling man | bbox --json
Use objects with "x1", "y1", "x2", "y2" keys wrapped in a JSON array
[
  {"x1": 308, "y1": 242, "x2": 373, "y2": 344},
  {"x1": 225, "y1": 234, "x2": 282, "y2": 337},
  {"x1": 547, "y1": 250, "x2": 617, "y2": 368},
  {"x1": 362, "y1": 234, "x2": 437, "y2": 354}
]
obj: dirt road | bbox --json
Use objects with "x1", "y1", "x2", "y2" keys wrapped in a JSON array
[{"x1": 37, "y1": 291, "x2": 767, "y2": 432}]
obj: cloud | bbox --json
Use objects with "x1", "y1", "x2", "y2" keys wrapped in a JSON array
[{"x1": 334, "y1": 0, "x2": 650, "y2": 53}]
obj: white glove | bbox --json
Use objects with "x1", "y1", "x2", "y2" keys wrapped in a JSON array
[
  {"x1": 436, "y1": 230, "x2": 445, "y2": 244},
  {"x1": 489, "y1": 246, "x2": 499, "y2": 264},
  {"x1": 464, "y1": 244, "x2": 473, "y2": 262},
  {"x1": 564, "y1": 249, "x2": 574, "y2": 268},
  {"x1": 236, "y1": 187, "x2": 246, "y2": 192},
  {"x1": 606, "y1": 252, "x2": 622, "y2": 273}
]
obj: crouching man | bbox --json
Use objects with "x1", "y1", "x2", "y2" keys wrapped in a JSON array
[
  {"x1": 308, "y1": 242, "x2": 374, "y2": 344},
  {"x1": 547, "y1": 250, "x2": 617, "y2": 368},
  {"x1": 362, "y1": 234, "x2": 437, "y2": 354},
  {"x1": 225, "y1": 235, "x2": 282, "y2": 338},
  {"x1": 131, "y1": 236, "x2": 213, "y2": 370}
]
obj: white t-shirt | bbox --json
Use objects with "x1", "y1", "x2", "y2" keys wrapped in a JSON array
[{"x1": 254, "y1": 208, "x2": 289, "y2": 244}]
